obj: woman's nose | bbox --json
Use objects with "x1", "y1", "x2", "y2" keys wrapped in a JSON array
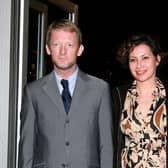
[{"x1": 136, "y1": 60, "x2": 141, "y2": 68}]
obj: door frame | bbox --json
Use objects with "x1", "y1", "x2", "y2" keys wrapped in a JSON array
[{"x1": 8, "y1": 0, "x2": 78, "y2": 168}]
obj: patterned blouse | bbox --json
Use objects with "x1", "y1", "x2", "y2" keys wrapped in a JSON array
[{"x1": 120, "y1": 78, "x2": 167, "y2": 168}]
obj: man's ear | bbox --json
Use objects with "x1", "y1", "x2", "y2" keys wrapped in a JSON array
[
  {"x1": 77, "y1": 44, "x2": 84, "y2": 57},
  {"x1": 45, "y1": 44, "x2": 51, "y2": 55}
]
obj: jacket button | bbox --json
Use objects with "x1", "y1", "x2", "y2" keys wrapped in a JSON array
[
  {"x1": 65, "y1": 141, "x2": 70, "y2": 146},
  {"x1": 62, "y1": 163, "x2": 69, "y2": 167},
  {"x1": 62, "y1": 163, "x2": 65, "y2": 167},
  {"x1": 66, "y1": 119, "x2": 70, "y2": 124}
]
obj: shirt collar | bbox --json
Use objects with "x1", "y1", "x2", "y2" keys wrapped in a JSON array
[{"x1": 54, "y1": 66, "x2": 79, "y2": 96}]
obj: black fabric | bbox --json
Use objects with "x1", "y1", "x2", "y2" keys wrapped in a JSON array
[
  {"x1": 61, "y1": 79, "x2": 72, "y2": 113},
  {"x1": 111, "y1": 84, "x2": 130, "y2": 168}
]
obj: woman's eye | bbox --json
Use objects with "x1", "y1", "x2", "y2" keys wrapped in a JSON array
[
  {"x1": 129, "y1": 58, "x2": 136, "y2": 62},
  {"x1": 143, "y1": 56, "x2": 149, "y2": 60}
]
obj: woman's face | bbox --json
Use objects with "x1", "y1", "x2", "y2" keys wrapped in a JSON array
[{"x1": 129, "y1": 44, "x2": 160, "y2": 83}]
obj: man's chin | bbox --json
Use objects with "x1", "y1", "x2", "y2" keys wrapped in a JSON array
[{"x1": 56, "y1": 64, "x2": 74, "y2": 71}]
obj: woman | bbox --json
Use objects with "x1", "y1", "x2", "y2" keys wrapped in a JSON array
[{"x1": 112, "y1": 34, "x2": 168, "y2": 168}]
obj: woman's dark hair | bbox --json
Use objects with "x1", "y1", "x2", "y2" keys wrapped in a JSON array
[{"x1": 117, "y1": 34, "x2": 162, "y2": 67}]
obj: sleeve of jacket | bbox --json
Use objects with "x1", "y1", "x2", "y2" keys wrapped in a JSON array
[
  {"x1": 18, "y1": 84, "x2": 36, "y2": 168},
  {"x1": 98, "y1": 82, "x2": 113, "y2": 168}
]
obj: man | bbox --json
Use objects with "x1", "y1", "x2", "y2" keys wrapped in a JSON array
[{"x1": 18, "y1": 19, "x2": 113, "y2": 168}]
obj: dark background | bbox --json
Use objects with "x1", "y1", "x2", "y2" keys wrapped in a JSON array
[
  {"x1": 29, "y1": 0, "x2": 168, "y2": 87},
  {"x1": 70, "y1": 1, "x2": 168, "y2": 87}
]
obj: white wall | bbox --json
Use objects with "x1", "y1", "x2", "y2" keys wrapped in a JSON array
[{"x1": 0, "y1": 0, "x2": 11, "y2": 167}]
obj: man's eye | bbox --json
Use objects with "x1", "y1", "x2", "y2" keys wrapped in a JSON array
[
  {"x1": 67, "y1": 43, "x2": 73, "y2": 47},
  {"x1": 51, "y1": 43, "x2": 59, "y2": 47},
  {"x1": 53, "y1": 43, "x2": 59, "y2": 46}
]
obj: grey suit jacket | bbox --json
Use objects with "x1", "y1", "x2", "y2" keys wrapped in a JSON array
[{"x1": 18, "y1": 70, "x2": 113, "y2": 168}]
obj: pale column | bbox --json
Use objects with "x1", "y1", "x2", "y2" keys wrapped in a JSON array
[{"x1": 0, "y1": 0, "x2": 11, "y2": 167}]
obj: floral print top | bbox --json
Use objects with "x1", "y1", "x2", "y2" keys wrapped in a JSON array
[{"x1": 120, "y1": 78, "x2": 167, "y2": 168}]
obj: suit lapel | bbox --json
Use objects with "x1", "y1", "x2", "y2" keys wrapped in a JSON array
[
  {"x1": 41, "y1": 72, "x2": 66, "y2": 116},
  {"x1": 69, "y1": 70, "x2": 88, "y2": 115}
]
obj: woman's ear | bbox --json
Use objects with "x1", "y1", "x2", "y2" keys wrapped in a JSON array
[{"x1": 156, "y1": 54, "x2": 161, "y2": 66}]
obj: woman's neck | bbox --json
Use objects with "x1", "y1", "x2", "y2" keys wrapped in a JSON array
[{"x1": 136, "y1": 78, "x2": 156, "y2": 96}]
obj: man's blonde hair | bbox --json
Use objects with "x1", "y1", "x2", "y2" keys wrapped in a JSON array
[{"x1": 46, "y1": 19, "x2": 82, "y2": 46}]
